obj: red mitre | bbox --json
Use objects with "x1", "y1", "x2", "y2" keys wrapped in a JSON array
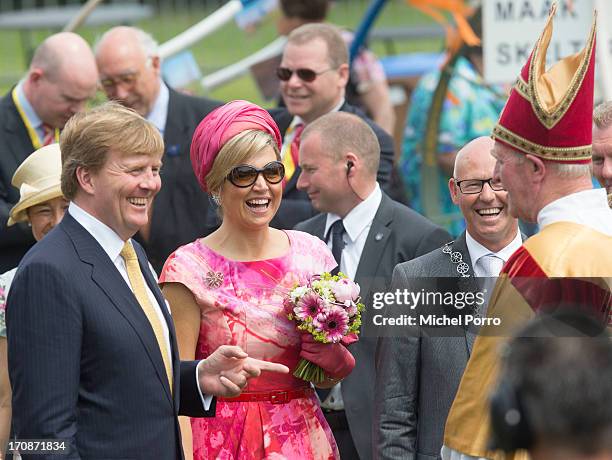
[{"x1": 492, "y1": 3, "x2": 596, "y2": 164}]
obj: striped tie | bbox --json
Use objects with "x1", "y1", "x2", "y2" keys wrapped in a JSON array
[
  {"x1": 41, "y1": 123, "x2": 55, "y2": 146},
  {"x1": 282, "y1": 122, "x2": 304, "y2": 186},
  {"x1": 120, "y1": 242, "x2": 173, "y2": 393}
]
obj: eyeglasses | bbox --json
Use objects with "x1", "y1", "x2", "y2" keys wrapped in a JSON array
[
  {"x1": 227, "y1": 161, "x2": 285, "y2": 188},
  {"x1": 99, "y1": 57, "x2": 152, "y2": 89},
  {"x1": 100, "y1": 71, "x2": 140, "y2": 89},
  {"x1": 455, "y1": 178, "x2": 506, "y2": 194},
  {"x1": 276, "y1": 66, "x2": 335, "y2": 82}
]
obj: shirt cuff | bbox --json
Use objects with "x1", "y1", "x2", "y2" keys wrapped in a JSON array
[{"x1": 195, "y1": 360, "x2": 213, "y2": 411}]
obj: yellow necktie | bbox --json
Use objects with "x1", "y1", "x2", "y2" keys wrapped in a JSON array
[{"x1": 120, "y1": 242, "x2": 173, "y2": 393}]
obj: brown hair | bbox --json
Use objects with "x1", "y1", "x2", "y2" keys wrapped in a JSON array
[
  {"x1": 60, "y1": 101, "x2": 164, "y2": 199},
  {"x1": 286, "y1": 23, "x2": 348, "y2": 69},
  {"x1": 279, "y1": 0, "x2": 329, "y2": 21}
]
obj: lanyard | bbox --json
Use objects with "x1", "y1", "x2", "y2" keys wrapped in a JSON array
[{"x1": 11, "y1": 87, "x2": 60, "y2": 150}]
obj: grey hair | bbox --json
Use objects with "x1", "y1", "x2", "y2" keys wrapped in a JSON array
[
  {"x1": 549, "y1": 162, "x2": 592, "y2": 179},
  {"x1": 593, "y1": 101, "x2": 612, "y2": 129},
  {"x1": 94, "y1": 27, "x2": 159, "y2": 60}
]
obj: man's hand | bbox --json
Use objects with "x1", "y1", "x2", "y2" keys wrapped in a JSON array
[{"x1": 198, "y1": 345, "x2": 289, "y2": 397}]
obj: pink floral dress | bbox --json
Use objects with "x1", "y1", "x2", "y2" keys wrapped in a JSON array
[{"x1": 160, "y1": 230, "x2": 339, "y2": 460}]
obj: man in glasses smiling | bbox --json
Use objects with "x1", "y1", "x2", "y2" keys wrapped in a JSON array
[
  {"x1": 95, "y1": 26, "x2": 222, "y2": 272},
  {"x1": 269, "y1": 23, "x2": 396, "y2": 230}
]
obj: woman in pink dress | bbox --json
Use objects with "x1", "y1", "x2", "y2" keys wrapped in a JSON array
[{"x1": 159, "y1": 101, "x2": 355, "y2": 460}]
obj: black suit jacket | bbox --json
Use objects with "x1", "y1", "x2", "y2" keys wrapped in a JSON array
[
  {"x1": 134, "y1": 88, "x2": 222, "y2": 273},
  {"x1": 295, "y1": 193, "x2": 451, "y2": 460},
  {"x1": 0, "y1": 89, "x2": 37, "y2": 271},
  {"x1": 7, "y1": 213, "x2": 214, "y2": 460},
  {"x1": 269, "y1": 103, "x2": 396, "y2": 230}
]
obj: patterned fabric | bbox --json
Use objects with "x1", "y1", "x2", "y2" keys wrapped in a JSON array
[
  {"x1": 160, "y1": 230, "x2": 339, "y2": 460},
  {"x1": 400, "y1": 56, "x2": 506, "y2": 236},
  {"x1": 0, "y1": 267, "x2": 17, "y2": 338}
]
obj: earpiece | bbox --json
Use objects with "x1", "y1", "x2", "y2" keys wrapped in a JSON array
[{"x1": 346, "y1": 161, "x2": 354, "y2": 175}]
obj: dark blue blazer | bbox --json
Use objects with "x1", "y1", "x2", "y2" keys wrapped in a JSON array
[{"x1": 7, "y1": 213, "x2": 214, "y2": 460}]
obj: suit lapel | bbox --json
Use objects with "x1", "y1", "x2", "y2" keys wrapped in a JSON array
[
  {"x1": 162, "y1": 88, "x2": 186, "y2": 155},
  {"x1": 63, "y1": 214, "x2": 174, "y2": 404},
  {"x1": 450, "y1": 233, "x2": 480, "y2": 355},
  {"x1": 3, "y1": 91, "x2": 36, "y2": 167},
  {"x1": 354, "y1": 194, "x2": 394, "y2": 300}
]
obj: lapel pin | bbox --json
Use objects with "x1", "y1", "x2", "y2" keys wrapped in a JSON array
[{"x1": 375, "y1": 232, "x2": 384, "y2": 241}]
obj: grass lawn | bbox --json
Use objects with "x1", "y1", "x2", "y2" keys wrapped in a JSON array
[{"x1": 0, "y1": 1, "x2": 444, "y2": 105}]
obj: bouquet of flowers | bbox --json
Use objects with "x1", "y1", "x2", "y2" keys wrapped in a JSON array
[{"x1": 285, "y1": 272, "x2": 364, "y2": 383}]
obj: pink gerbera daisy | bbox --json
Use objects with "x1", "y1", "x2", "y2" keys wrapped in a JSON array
[
  {"x1": 317, "y1": 305, "x2": 349, "y2": 343},
  {"x1": 294, "y1": 291, "x2": 326, "y2": 320}
]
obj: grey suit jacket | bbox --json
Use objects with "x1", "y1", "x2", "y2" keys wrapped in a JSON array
[
  {"x1": 373, "y1": 232, "x2": 478, "y2": 460},
  {"x1": 295, "y1": 193, "x2": 451, "y2": 460}
]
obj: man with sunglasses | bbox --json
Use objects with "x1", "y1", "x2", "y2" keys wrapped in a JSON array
[
  {"x1": 374, "y1": 136, "x2": 521, "y2": 460},
  {"x1": 95, "y1": 26, "x2": 222, "y2": 273},
  {"x1": 269, "y1": 23, "x2": 396, "y2": 230},
  {"x1": 295, "y1": 111, "x2": 450, "y2": 460},
  {"x1": 0, "y1": 32, "x2": 98, "y2": 272}
]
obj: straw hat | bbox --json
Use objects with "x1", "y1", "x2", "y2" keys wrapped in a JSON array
[{"x1": 8, "y1": 144, "x2": 64, "y2": 226}]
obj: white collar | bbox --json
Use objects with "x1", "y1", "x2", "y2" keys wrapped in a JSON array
[
  {"x1": 290, "y1": 98, "x2": 346, "y2": 129},
  {"x1": 146, "y1": 80, "x2": 169, "y2": 134},
  {"x1": 324, "y1": 183, "x2": 382, "y2": 242},
  {"x1": 465, "y1": 228, "x2": 522, "y2": 264},
  {"x1": 537, "y1": 188, "x2": 612, "y2": 235},
  {"x1": 68, "y1": 201, "x2": 128, "y2": 262},
  {"x1": 15, "y1": 80, "x2": 43, "y2": 129}
]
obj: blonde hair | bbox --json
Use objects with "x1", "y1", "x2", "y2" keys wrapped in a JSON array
[
  {"x1": 205, "y1": 129, "x2": 281, "y2": 196},
  {"x1": 60, "y1": 101, "x2": 164, "y2": 199},
  {"x1": 286, "y1": 23, "x2": 348, "y2": 69}
]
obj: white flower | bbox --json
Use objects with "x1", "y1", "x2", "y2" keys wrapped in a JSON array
[{"x1": 290, "y1": 285, "x2": 309, "y2": 302}]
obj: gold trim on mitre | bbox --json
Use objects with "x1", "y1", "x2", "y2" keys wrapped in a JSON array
[
  {"x1": 513, "y1": 76, "x2": 530, "y2": 101},
  {"x1": 492, "y1": 124, "x2": 592, "y2": 161},
  {"x1": 528, "y1": 2, "x2": 597, "y2": 130}
]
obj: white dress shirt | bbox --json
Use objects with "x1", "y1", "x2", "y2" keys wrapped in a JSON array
[
  {"x1": 324, "y1": 182, "x2": 383, "y2": 280},
  {"x1": 146, "y1": 80, "x2": 169, "y2": 135},
  {"x1": 69, "y1": 202, "x2": 211, "y2": 409}
]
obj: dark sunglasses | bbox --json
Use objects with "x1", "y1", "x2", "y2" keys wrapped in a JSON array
[
  {"x1": 276, "y1": 66, "x2": 334, "y2": 82},
  {"x1": 227, "y1": 161, "x2": 285, "y2": 188}
]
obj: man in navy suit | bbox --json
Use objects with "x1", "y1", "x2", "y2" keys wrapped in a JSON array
[{"x1": 7, "y1": 102, "x2": 287, "y2": 460}]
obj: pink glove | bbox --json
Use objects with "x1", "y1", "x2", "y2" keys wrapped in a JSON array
[{"x1": 299, "y1": 333, "x2": 355, "y2": 379}]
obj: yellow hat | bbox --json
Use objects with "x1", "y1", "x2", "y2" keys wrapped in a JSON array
[{"x1": 8, "y1": 144, "x2": 64, "y2": 226}]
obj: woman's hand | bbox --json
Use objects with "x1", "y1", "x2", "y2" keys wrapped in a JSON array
[{"x1": 299, "y1": 333, "x2": 355, "y2": 379}]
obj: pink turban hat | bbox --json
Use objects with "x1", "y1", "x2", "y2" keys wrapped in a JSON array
[{"x1": 190, "y1": 100, "x2": 282, "y2": 192}]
